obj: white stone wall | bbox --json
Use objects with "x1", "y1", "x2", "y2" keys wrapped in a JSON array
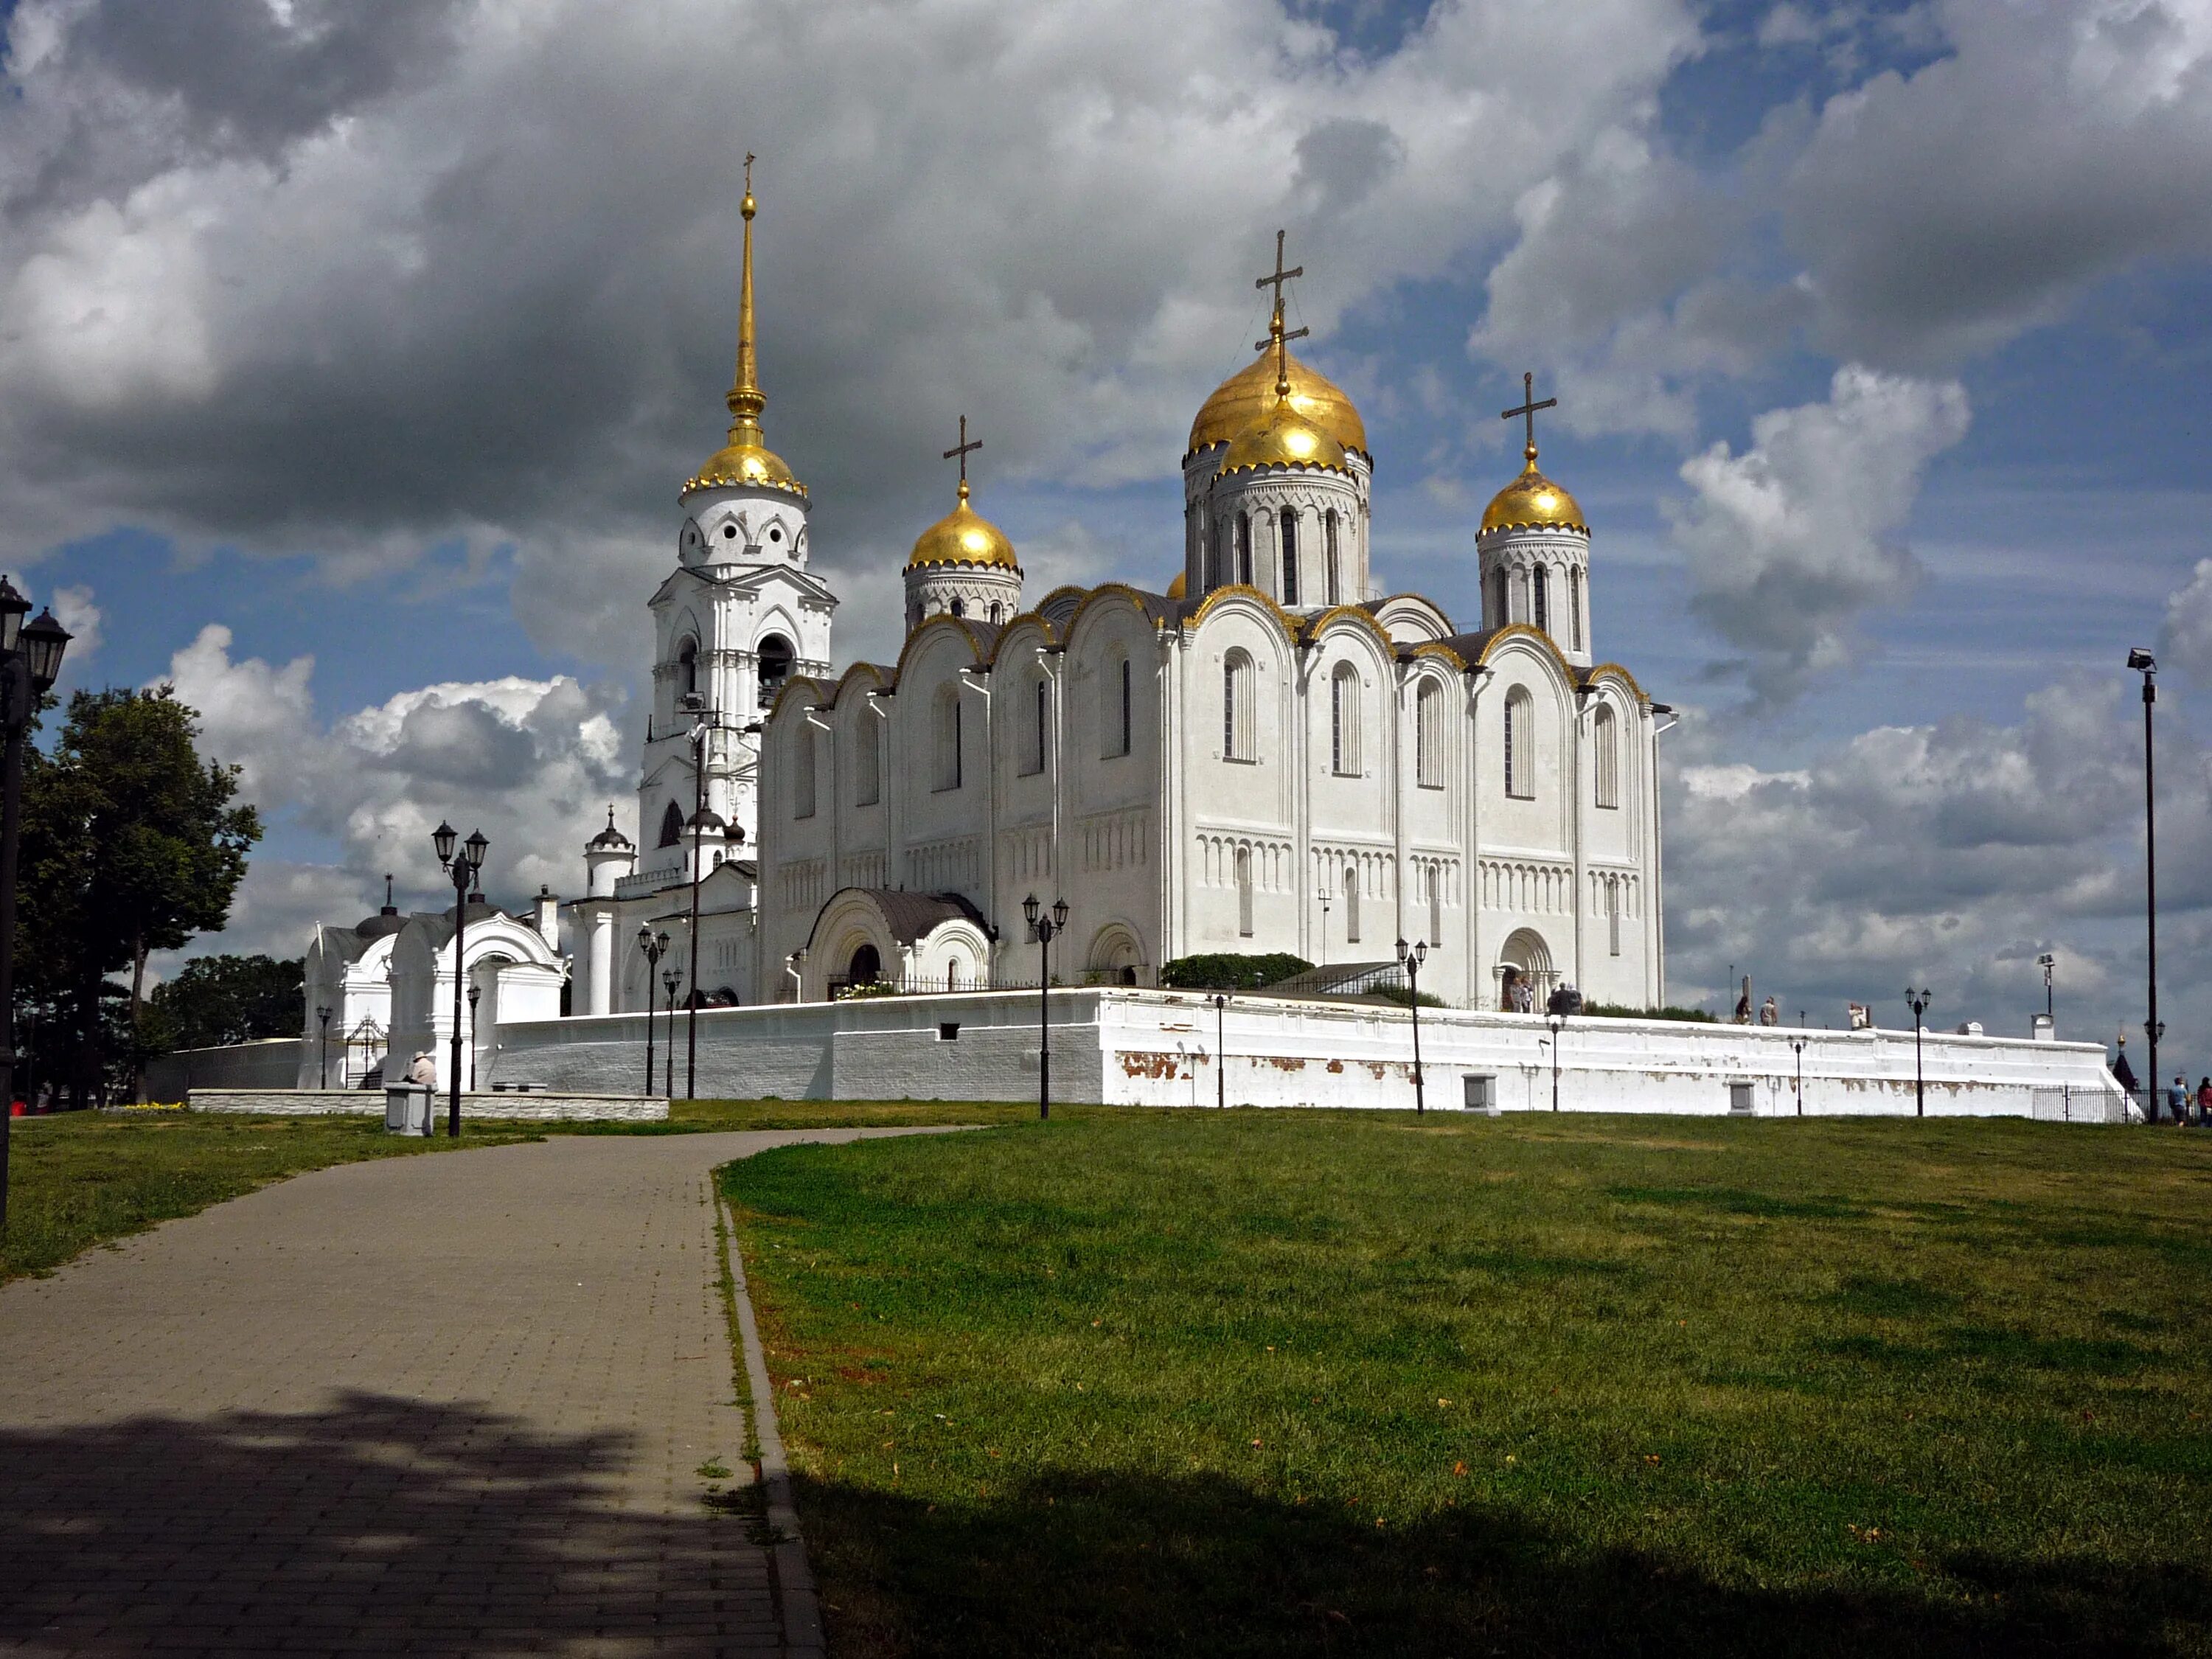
[
  {"x1": 487, "y1": 989, "x2": 2125, "y2": 1121},
  {"x1": 184, "y1": 1089, "x2": 668, "y2": 1121}
]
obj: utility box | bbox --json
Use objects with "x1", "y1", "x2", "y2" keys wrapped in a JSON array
[
  {"x1": 1464, "y1": 1073, "x2": 1498, "y2": 1116},
  {"x1": 1728, "y1": 1081, "x2": 1755, "y2": 1116},
  {"x1": 385, "y1": 1083, "x2": 434, "y2": 1136}
]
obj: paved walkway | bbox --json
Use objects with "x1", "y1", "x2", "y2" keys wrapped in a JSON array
[{"x1": 0, "y1": 1128, "x2": 918, "y2": 1658}]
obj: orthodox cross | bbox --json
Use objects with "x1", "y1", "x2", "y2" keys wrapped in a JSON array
[
  {"x1": 743, "y1": 152, "x2": 755, "y2": 194},
  {"x1": 943, "y1": 414, "x2": 982, "y2": 486},
  {"x1": 1255, "y1": 232, "x2": 1310, "y2": 392},
  {"x1": 1255, "y1": 229, "x2": 1303, "y2": 311},
  {"x1": 1501, "y1": 371, "x2": 1557, "y2": 455}
]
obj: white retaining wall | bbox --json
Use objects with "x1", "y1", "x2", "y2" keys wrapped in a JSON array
[
  {"x1": 485, "y1": 990, "x2": 2126, "y2": 1120},
  {"x1": 143, "y1": 1039, "x2": 305, "y2": 1101},
  {"x1": 186, "y1": 1090, "x2": 669, "y2": 1122}
]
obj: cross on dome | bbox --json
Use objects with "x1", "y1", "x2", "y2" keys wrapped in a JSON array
[
  {"x1": 1501, "y1": 370, "x2": 1558, "y2": 463},
  {"x1": 942, "y1": 414, "x2": 982, "y2": 501},
  {"x1": 1255, "y1": 231, "x2": 1313, "y2": 401}
]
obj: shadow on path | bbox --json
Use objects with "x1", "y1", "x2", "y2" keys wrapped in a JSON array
[
  {"x1": 799, "y1": 1467, "x2": 2212, "y2": 1658},
  {"x1": 0, "y1": 1393, "x2": 774, "y2": 1656}
]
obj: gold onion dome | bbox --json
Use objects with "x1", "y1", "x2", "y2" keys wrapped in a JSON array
[
  {"x1": 1218, "y1": 395, "x2": 1348, "y2": 477},
  {"x1": 1189, "y1": 349, "x2": 1367, "y2": 457},
  {"x1": 1481, "y1": 446, "x2": 1585, "y2": 534},
  {"x1": 1166, "y1": 570, "x2": 1186, "y2": 599},
  {"x1": 907, "y1": 480, "x2": 1020, "y2": 571},
  {"x1": 684, "y1": 171, "x2": 807, "y2": 499}
]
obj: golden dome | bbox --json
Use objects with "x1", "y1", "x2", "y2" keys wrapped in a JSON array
[
  {"x1": 907, "y1": 481, "x2": 1020, "y2": 571},
  {"x1": 1166, "y1": 571, "x2": 1186, "y2": 599},
  {"x1": 686, "y1": 439, "x2": 804, "y2": 496},
  {"x1": 682, "y1": 166, "x2": 807, "y2": 500},
  {"x1": 1217, "y1": 396, "x2": 1349, "y2": 478},
  {"x1": 1189, "y1": 348, "x2": 1367, "y2": 457},
  {"x1": 1481, "y1": 448, "x2": 1585, "y2": 534}
]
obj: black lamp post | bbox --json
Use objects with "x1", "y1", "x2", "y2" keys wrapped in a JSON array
[
  {"x1": 466, "y1": 984, "x2": 481, "y2": 1090},
  {"x1": 1212, "y1": 992, "x2": 1227, "y2": 1110},
  {"x1": 2128, "y1": 647, "x2": 2159, "y2": 1119},
  {"x1": 662, "y1": 964, "x2": 683, "y2": 1093},
  {"x1": 1905, "y1": 987, "x2": 1933, "y2": 1118},
  {"x1": 1395, "y1": 937, "x2": 1429, "y2": 1113},
  {"x1": 317, "y1": 1005, "x2": 332, "y2": 1090},
  {"x1": 432, "y1": 821, "x2": 488, "y2": 1138},
  {"x1": 678, "y1": 690, "x2": 742, "y2": 1102},
  {"x1": 1023, "y1": 893, "x2": 1068, "y2": 1120},
  {"x1": 2038, "y1": 953, "x2": 2055, "y2": 1024},
  {"x1": 638, "y1": 924, "x2": 669, "y2": 1096},
  {"x1": 1546, "y1": 1012, "x2": 1563, "y2": 1112},
  {"x1": 1791, "y1": 1034, "x2": 1806, "y2": 1117},
  {"x1": 0, "y1": 583, "x2": 69, "y2": 1234}
]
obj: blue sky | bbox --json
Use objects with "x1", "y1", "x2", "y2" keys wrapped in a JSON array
[{"x1": 2, "y1": 0, "x2": 2208, "y2": 1055}]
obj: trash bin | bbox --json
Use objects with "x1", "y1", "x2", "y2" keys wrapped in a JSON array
[{"x1": 384, "y1": 1083, "x2": 434, "y2": 1136}]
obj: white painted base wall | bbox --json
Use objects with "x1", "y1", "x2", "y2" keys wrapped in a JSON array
[
  {"x1": 185, "y1": 1090, "x2": 669, "y2": 1122},
  {"x1": 484, "y1": 990, "x2": 2126, "y2": 1121}
]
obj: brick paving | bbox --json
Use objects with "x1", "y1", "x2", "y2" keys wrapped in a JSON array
[{"x1": 0, "y1": 1127, "x2": 914, "y2": 1658}]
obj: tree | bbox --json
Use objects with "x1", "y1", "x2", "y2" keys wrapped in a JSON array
[
  {"x1": 143, "y1": 955, "x2": 303, "y2": 1054},
  {"x1": 17, "y1": 689, "x2": 260, "y2": 1105}
]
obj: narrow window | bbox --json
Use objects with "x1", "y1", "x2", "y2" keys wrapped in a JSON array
[
  {"x1": 936, "y1": 687, "x2": 962, "y2": 791},
  {"x1": 856, "y1": 717, "x2": 881, "y2": 806},
  {"x1": 1237, "y1": 512, "x2": 1253, "y2": 585},
  {"x1": 1209, "y1": 519, "x2": 1225, "y2": 591},
  {"x1": 793, "y1": 723, "x2": 816, "y2": 818},
  {"x1": 1608, "y1": 877, "x2": 1622, "y2": 956},
  {"x1": 1504, "y1": 688, "x2": 1534, "y2": 799},
  {"x1": 1330, "y1": 665, "x2": 1359, "y2": 776},
  {"x1": 1594, "y1": 704, "x2": 1619, "y2": 810},
  {"x1": 1490, "y1": 568, "x2": 1508, "y2": 629},
  {"x1": 676, "y1": 637, "x2": 699, "y2": 700},
  {"x1": 1237, "y1": 846, "x2": 1254, "y2": 937},
  {"x1": 1223, "y1": 651, "x2": 1253, "y2": 761},
  {"x1": 658, "y1": 800, "x2": 684, "y2": 848},
  {"x1": 1280, "y1": 511, "x2": 1298, "y2": 605},
  {"x1": 1028, "y1": 675, "x2": 1048, "y2": 776},
  {"x1": 1416, "y1": 681, "x2": 1442, "y2": 787},
  {"x1": 1325, "y1": 511, "x2": 1341, "y2": 605},
  {"x1": 1119, "y1": 657, "x2": 1133, "y2": 757},
  {"x1": 1571, "y1": 568, "x2": 1584, "y2": 651},
  {"x1": 1533, "y1": 565, "x2": 1549, "y2": 633},
  {"x1": 757, "y1": 634, "x2": 793, "y2": 706},
  {"x1": 1343, "y1": 865, "x2": 1360, "y2": 944},
  {"x1": 1427, "y1": 864, "x2": 1442, "y2": 946},
  {"x1": 950, "y1": 597, "x2": 964, "y2": 619}
]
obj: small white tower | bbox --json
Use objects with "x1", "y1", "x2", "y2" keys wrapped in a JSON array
[
  {"x1": 903, "y1": 416, "x2": 1023, "y2": 629},
  {"x1": 1476, "y1": 375, "x2": 1591, "y2": 666},
  {"x1": 578, "y1": 809, "x2": 636, "y2": 1017}
]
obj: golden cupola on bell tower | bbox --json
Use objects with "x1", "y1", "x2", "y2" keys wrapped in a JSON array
[
  {"x1": 684, "y1": 159, "x2": 806, "y2": 502},
  {"x1": 1477, "y1": 372, "x2": 1593, "y2": 664}
]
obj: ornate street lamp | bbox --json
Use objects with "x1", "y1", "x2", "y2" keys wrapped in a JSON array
[
  {"x1": 466, "y1": 984, "x2": 481, "y2": 1090},
  {"x1": 432, "y1": 821, "x2": 488, "y2": 1138},
  {"x1": 1395, "y1": 937, "x2": 1430, "y2": 1113},
  {"x1": 317, "y1": 1005, "x2": 333, "y2": 1091},
  {"x1": 0, "y1": 583, "x2": 70, "y2": 1234},
  {"x1": 1546, "y1": 1011, "x2": 1563, "y2": 1112},
  {"x1": 662, "y1": 964, "x2": 684, "y2": 1094},
  {"x1": 2037, "y1": 953, "x2": 2056, "y2": 1025},
  {"x1": 1023, "y1": 893, "x2": 1069, "y2": 1120},
  {"x1": 1790, "y1": 1034, "x2": 1806, "y2": 1117},
  {"x1": 1212, "y1": 992, "x2": 1227, "y2": 1111},
  {"x1": 1315, "y1": 887, "x2": 1332, "y2": 970},
  {"x1": 2128, "y1": 647, "x2": 2158, "y2": 1119},
  {"x1": 1905, "y1": 987, "x2": 1933, "y2": 1118},
  {"x1": 638, "y1": 924, "x2": 669, "y2": 1096}
]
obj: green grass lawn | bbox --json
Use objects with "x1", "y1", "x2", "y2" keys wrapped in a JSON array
[
  {"x1": 722, "y1": 1111, "x2": 2212, "y2": 1658},
  {"x1": 0, "y1": 1096, "x2": 1012, "y2": 1282}
]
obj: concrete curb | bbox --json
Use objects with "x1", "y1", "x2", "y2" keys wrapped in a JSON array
[{"x1": 716, "y1": 1179, "x2": 827, "y2": 1659}]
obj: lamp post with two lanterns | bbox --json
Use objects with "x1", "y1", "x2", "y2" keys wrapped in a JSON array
[
  {"x1": 431, "y1": 821, "x2": 488, "y2": 1139},
  {"x1": 2127, "y1": 647, "x2": 2160, "y2": 1119},
  {"x1": 1023, "y1": 893, "x2": 1068, "y2": 1120},
  {"x1": 1905, "y1": 986, "x2": 1933, "y2": 1118},
  {"x1": 638, "y1": 925, "x2": 670, "y2": 1096},
  {"x1": 1395, "y1": 937, "x2": 1429, "y2": 1113},
  {"x1": 0, "y1": 579, "x2": 73, "y2": 1231}
]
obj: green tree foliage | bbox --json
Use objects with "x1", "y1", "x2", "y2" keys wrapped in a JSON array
[
  {"x1": 18, "y1": 688, "x2": 260, "y2": 1105},
  {"x1": 1580, "y1": 1001, "x2": 1719, "y2": 1023},
  {"x1": 1158, "y1": 953, "x2": 1312, "y2": 992},
  {"x1": 142, "y1": 954, "x2": 303, "y2": 1054}
]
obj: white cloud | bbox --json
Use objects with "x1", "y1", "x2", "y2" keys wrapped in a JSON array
[
  {"x1": 1666, "y1": 364, "x2": 1969, "y2": 705},
  {"x1": 46, "y1": 582, "x2": 102, "y2": 689},
  {"x1": 2163, "y1": 557, "x2": 2212, "y2": 685}
]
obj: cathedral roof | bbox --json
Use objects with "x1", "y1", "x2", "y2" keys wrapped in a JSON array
[
  {"x1": 1189, "y1": 347, "x2": 1367, "y2": 458},
  {"x1": 844, "y1": 888, "x2": 995, "y2": 945},
  {"x1": 1217, "y1": 396, "x2": 1349, "y2": 479},
  {"x1": 682, "y1": 171, "x2": 808, "y2": 501},
  {"x1": 906, "y1": 481, "x2": 1020, "y2": 571},
  {"x1": 354, "y1": 908, "x2": 406, "y2": 943},
  {"x1": 586, "y1": 807, "x2": 634, "y2": 852},
  {"x1": 1481, "y1": 448, "x2": 1585, "y2": 534}
]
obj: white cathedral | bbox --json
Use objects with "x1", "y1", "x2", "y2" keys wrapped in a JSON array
[{"x1": 303, "y1": 186, "x2": 1666, "y2": 1092}]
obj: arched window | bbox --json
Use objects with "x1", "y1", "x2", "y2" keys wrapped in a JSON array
[
  {"x1": 856, "y1": 714, "x2": 881, "y2": 806},
  {"x1": 1236, "y1": 512, "x2": 1253, "y2": 585},
  {"x1": 1570, "y1": 568, "x2": 1585, "y2": 652},
  {"x1": 1608, "y1": 876, "x2": 1623, "y2": 956},
  {"x1": 658, "y1": 800, "x2": 684, "y2": 848},
  {"x1": 1280, "y1": 510, "x2": 1299, "y2": 605},
  {"x1": 1490, "y1": 568, "x2": 1509, "y2": 629},
  {"x1": 1209, "y1": 518, "x2": 1225, "y2": 591},
  {"x1": 990, "y1": 601, "x2": 1003, "y2": 624},
  {"x1": 1026, "y1": 674, "x2": 1048, "y2": 776},
  {"x1": 1504, "y1": 687, "x2": 1534, "y2": 799},
  {"x1": 1119, "y1": 655, "x2": 1133, "y2": 757},
  {"x1": 1343, "y1": 864, "x2": 1360, "y2": 943},
  {"x1": 1329, "y1": 664, "x2": 1360, "y2": 776},
  {"x1": 1594, "y1": 703, "x2": 1619, "y2": 810},
  {"x1": 1324, "y1": 510, "x2": 1341, "y2": 605},
  {"x1": 1223, "y1": 650, "x2": 1254, "y2": 761},
  {"x1": 1427, "y1": 863, "x2": 1442, "y2": 946},
  {"x1": 1533, "y1": 565, "x2": 1549, "y2": 633},
  {"x1": 676, "y1": 637, "x2": 699, "y2": 701},
  {"x1": 756, "y1": 634, "x2": 793, "y2": 707},
  {"x1": 793, "y1": 722, "x2": 816, "y2": 819},
  {"x1": 1236, "y1": 846, "x2": 1254, "y2": 937},
  {"x1": 950, "y1": 597, "x2": 965, "y2": 619},
  {"x1": 1416, "y1": 681, "x2": 1443, "y2": 788},
  {"x1": 935, "y1": 686, "x2": 962, "y2": 791}
]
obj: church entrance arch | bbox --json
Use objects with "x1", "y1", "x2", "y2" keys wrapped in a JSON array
[
  {"x1": 1086, "y1": 922, "x2": 1147, "y2": 987},
  {"x1": 846, "y1": 942, "x2": 882, "y2": 990},
  {"x1": 1496, "y1": 928, "x2": 1554, "y2": 1012}
]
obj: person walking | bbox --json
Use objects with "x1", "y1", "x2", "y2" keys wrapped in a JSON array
[
  {"x1": 2195, "y1": 1076, "x2": 2211, "y2": 1127},
  {"x1": 2112, "y1": 1039, "x2": 2140, "y2": 1121},
  {"x1": 2168, "y1": 1073, "x2": 2190, "y2": 1127}
]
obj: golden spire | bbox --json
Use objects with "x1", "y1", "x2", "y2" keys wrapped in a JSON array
[{"x1": 726, "y1": 152, "x2": 765, "y2": 442}]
